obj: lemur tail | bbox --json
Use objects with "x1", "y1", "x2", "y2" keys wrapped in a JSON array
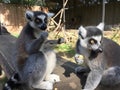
[{"x1": 3, "y1": 73, "x2": 21, "y2": 90}]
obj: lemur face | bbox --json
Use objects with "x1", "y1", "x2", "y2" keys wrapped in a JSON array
[
  {"x1": 34, "y1": 14, "x2": 48, "y2": 30},
  {"x1": 78, "y1": 23, "x2": 104, "y2": 53},
  {"x1": 25, "y1": 11, "x2": 53, "y2": 31}
]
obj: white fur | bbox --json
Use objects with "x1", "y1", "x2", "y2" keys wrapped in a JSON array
[
  {"x1": 90, "y1": 36, "x2": 102, "y2": 50},
  {"x1": 97, "y1": 22, "x2": 104, "y2": 31},
  {"x1": 47, "y1": 13, "x2": 54, "y2": 18},
  {"x1": 80, "y1": 35, "x2": 102, "y2": 50},
  {"x1": 78, "y1": 26, "x2": 87, "y2": 38},
  {"x1": 44, "y1": 51, "x2": 56, "y2": 76},
  {"x1": 44, "y1": 51, "x2": 60, "y2": 83},
  {"x1": 45, "y1": 74, "x2": 60, "y2": 83},
  {"x1": 80, "y1": 38, "x2": 88, "y2": 48},
  {"x1": 32, "y1": 81, "x2": 53, "y2": 90},
  {"x1": 29, "y1": 21, "x2": 39, "y2": 30},
  {"x1": 25, "y1": 10, "x2": 34, "y2": 21},
  {"x1": 38, "y1": 15, "x2": 46, "y2": 23}
]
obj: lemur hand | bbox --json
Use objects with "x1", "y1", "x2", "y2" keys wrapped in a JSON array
[
  {"x1": 39, "y1": 31, "x2": 48, "y2": 40},
  {"x1": 74, "y1": 54, "x2": 84, "y2": 65},
  {"x1": 57, "y1": 37, "x2": 65, "y2": 44}
]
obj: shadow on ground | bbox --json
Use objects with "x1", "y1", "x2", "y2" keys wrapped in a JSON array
[
  {"x1": 54, "y1": 56, "x2": 120, "y2": 90},
  {"x1": 0, "y1": 35, "x2": 120, "y2": 90}
]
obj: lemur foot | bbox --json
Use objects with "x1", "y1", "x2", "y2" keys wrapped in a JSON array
[
  {"x1": 33, "y1": 81, "x2": 53, "y2": 90},
  {"x1": 41, "y1": 81, "x2": 53, "y2": 90},
  {"x1": 45, "y1": 74, "x2": 60, "y2": 83}
]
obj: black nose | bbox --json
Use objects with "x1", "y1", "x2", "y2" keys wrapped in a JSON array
[
  {"x1": 40, "y1": 23, "x2": 47, "y2": 30},
  {"x1": 96, "y1": 48, "x2": 103, "y2": 53},
  {"x1": 99, "y1": 48, "x2": 103, "y2": 53}
]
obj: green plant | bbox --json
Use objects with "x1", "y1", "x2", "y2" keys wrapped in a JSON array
[{"x1": 55, "y1": 43, "x2": 75, "y2": 58}]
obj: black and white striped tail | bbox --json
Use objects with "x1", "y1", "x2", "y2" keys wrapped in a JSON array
[{"x1": 3, "y1": 73, "x2": 21, "y2": 90}]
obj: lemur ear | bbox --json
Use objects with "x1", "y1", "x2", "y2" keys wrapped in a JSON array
[
  {"x1": 25, "y1": 10, "x2": 34, "y2": 21},
  {"x1": 47, "y1": 12, "x2": 54, "y2": 18},
  {"x1": 97, "y1": 22, "x2": 104, "y2": 31},
  {"x1": 78, "y1": 26, "x2": 87, "y2": 39}
]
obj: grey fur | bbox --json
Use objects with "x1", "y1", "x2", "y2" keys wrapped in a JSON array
[
  {"x1": 85, "y1": 26, "x2": 103, "y2": 38},
  {"x1": 75, "y1": 23, "x2": 120, "y2": 90}
]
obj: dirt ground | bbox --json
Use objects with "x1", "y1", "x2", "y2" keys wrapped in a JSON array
[{"x1": 0, "y1": 29, "x2": 120, "y2": 90}]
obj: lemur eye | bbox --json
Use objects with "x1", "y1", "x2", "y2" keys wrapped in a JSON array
[
  {"x1": 89, "y1": 39, "x2": 97, "y2": 45},
  {"x1": 35, "y1": 18, "x2": 42, "y2": 24},
  {"x1": 44, "y1": 18, "x2": 48, "y2": 23}
]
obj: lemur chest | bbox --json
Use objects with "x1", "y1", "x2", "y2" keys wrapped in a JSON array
[
  {"x1": 33, "y1": 30, "x2": 45, "y2": 51},
  {"x1": 34, "y1": 30, "x2": 40, "y2": 39},
  {"x1": 85, "y1": 53, "x2": 105, "y2": 70}
]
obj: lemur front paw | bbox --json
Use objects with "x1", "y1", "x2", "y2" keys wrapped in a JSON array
[
  {"x1": 74, "y1": 54, "x2": 84, "y2": 65},
  {"x1": 39, "y1": 31, "x2": 48, "y2": 39},
  {"x1": 43, "y1": 81, "x2": 53, "y2": 90},
  {"x1": 45, "y1": 74, "x2": 60, "y2": 83},
  {"x1": 75, "y1": 58, "x2": 84, "y2": 65},
  {"x1": 38, "y1": 81, "x2": 53, "y2": 90}
]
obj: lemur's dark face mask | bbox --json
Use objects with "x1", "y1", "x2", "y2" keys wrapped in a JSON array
[
  {"x1": 87, "y1": 36, "x2": 103, "y2": 53},
  {"x1": 34, "y1": 15, "x2": 48, "y2": 31}
]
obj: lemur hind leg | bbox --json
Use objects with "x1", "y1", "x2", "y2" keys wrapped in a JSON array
[
  {"x1": 32, "y1": 81, "x2": 53, "y2": 90},
  {"x1": 32, "y1": 51, "x2": 60, "y2": 89},
  {"x1": 44, "y1": 51, "x2": 60, "y2": 83},
  {"x1": 22, "y1": 52, "x2": 53, "y2": 90},
  {"x1": 101, "y1": 66, "x2": 120, "y2": 86}
]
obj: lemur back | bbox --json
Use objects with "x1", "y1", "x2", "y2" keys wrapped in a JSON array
[
  {"x1": 102, "y1": 38, "x2": 120, "y2": 66},
  {"x1": 75, "y1": 23, "x2": 120, "y2": 90}
]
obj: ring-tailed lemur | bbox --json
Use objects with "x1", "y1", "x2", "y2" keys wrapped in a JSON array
[
  {"x1": 75, "y1": 23, "x2": 120, "y2": 90},
  {"x1": 3, "y1": 38, "x2": 63, "y2": 90},
  {"x1": 3, "y1": 10, "x2": 61, "y2": 90}
]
